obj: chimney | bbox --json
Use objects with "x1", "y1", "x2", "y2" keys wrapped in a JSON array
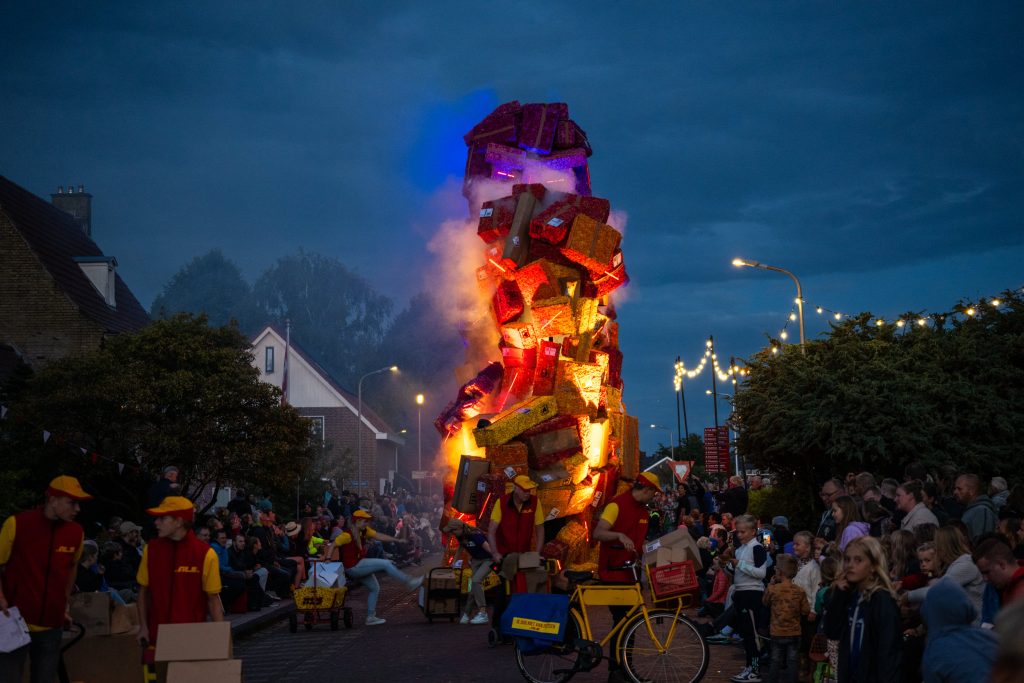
[{"x1": 51, "y1": 184, "x2": 93, "y2": 237}]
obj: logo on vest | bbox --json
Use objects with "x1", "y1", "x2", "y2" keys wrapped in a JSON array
[
  {"x1": 175, "y1": 565, "x2": 201, "y2": 574},
  {"x1": 56, "y1": 545, "x2": 77, "y2": 553}
]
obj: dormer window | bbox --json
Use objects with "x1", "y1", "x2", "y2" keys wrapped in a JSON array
[{"x1": 73, "y1": 256, "x2": 117, "y2": 308}]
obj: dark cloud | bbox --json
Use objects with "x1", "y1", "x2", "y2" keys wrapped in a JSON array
[{"x1": 2, "y1": 2, "x2": 1021, "y2": 455}]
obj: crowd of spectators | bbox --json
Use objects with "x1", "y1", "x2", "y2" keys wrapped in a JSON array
[{"x1": 660, "y1": 464, "x2": 1024, "y2": 683}]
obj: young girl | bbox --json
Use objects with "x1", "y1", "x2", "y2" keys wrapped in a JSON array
[
  {"x1": 886, "y1": 529, "x2": 919, "y2": 586},
  {"x1": 905, "y1": 525, "x2": 984, "y2": 623},
  {"x1": 832, "y1": 496, "x2": 869, "y2": 552},
  {"x1": 824, "y1": 536, "x2": 902, "y2": 682}
]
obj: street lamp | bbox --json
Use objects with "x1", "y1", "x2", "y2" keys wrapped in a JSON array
[
  {"x1": 416, "y1": 393, "x2": 424, "y2": 494},
  {"x1": 673, "y1": 357, "x2": 689, "y2": 446},
  {"x1": 357, "y1": 365, "x2": 398, "y2": 497},
  {"x1": 732, "y1": 258, "x2": 806, "y2": 354},
  {"x1": 649, "y1": 424, "x2": 675, "y2": 459}
]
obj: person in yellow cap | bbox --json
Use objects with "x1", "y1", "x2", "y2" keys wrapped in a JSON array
[
  {"x1": 0, "y1": 476, "x2": 92, "y2": 683},
  {"x1": 136, "y1": 496, "x2": 222, "y2": 658},
  {"x1": 592, "y1": 471, "x2": 662, "y2": 682},
  {"x1": 330, "y1": 509, "x2": 423, "y2": 626}
]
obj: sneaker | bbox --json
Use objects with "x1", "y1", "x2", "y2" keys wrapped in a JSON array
[
  {"x1": 406, "y1": 576, "x2": 424, "y2": 592},
  {"x1": 459, "y1": 613, "x2": 471, "y2": 625},
  {"x1": 265, "y1": 591, "x2": 281, "y2": 602},
  {"x1": 707, "y1": 633, "x2": 735, "y2": 645},
  {"x1": 365, "y1": 615, "x2": 387, "y2": 626},
  {"x1": 729, "y1": 668, "x2": 752, "y2": 682},
  {"x1": 720, "y1": 625, "x2": 734, "y2": 636},
  {"x1": 746, "y1": 672, "x2": 762, "y2": 682},
  {"x1": 470, "y1": 611, "x2": 489, "y2": 625}
]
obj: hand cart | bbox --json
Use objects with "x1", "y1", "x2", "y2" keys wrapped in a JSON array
[{"x1": 289, "y1": 560, "x2": 353, "y2": 632}]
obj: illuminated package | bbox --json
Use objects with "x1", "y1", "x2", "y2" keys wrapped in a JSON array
[
  {"x1": 485, "y1": 441, "x2": 529, "y2": 470},
  {"x1": 589, "y1": 466, "x2": 619, "y2": 511},
  {"x1": 453, "y1": 455, "x2": 491, "y2": 514},
  {"x1": 475, "y1": 473, "x2": 509, "y2": 500},
  {"x1": 523, "y1": 414, "x2": 581, "y2": 460},
  {"x1": 538, "y1": 486, "x2": 572, "y2": 521},
  {"x1": 592, "y1": 252, "x2": 629, "y2": 298},
  {"x1": 482, "y1": 244, "x2": 510, "y2": 278},
  {"x1": 573, "y1": 164, "x2": 592, "y2": 196},
  {"x1": 486, "y1": 143, "x2": 529, "y2": 173},
  {"x1": 490, "y1": 460, "x2": 529, "y2": 480},
  {"x1": 475, "y1": 494, "x2": 500, "y2": 534},
  {"x1": 531, "y1": 196, "x2": 611, "y2": 246},
  {"x1": 500, "y1": 344, "x2": 537, "y2": 371},
  {"x1": 472, "y1": 395, "x2": 559, "y2": 447},
  {"x1": 515, "y1": 259, "x2": 580, "y2": 303},
  {"x1": 553, "y1": 360, "x2": 604, "y2": 416},
  {"x1": 580, "y1": 416, "x2": 611, "y2": 469},
  {"x1": 532, "y1": 452, "x2": 588, "y2": 488},
  {"x1": 554, "y1": 119, "x2": 592, "y2": 156},
  {"x1": 501, "y1": 190, "x2": 539, "y2": 269},
  {"x1": 573, "y1": 297, "x2": 600, "y2": 336},
  {"x1": 478, "y1": 196, "x2": 517, "y2": 244},
  {"x1": 606, "y1": 348, "x2": 623, "y2": 389},
  {"x1": 519, "y1": 102, "x2": 568, "y2": 155},
  {"x1": 532, "y1": 295, "x2": 576, "y2": 336},
  {"x1": 533, "y1": 340, "x2": 560, "y2": 396},
  {"x1": 512, "y1": 183, "x2": 547, "y2": 202},
  {"x1": 537, "y1": 147, "x2": 589, "y2": 172},
  {"x1": 493, "y1": 280, "x2": 524, "y2": 324},
  {"x1": 600, "y1": 386, "x2": 623, "y2": 413},
  {"x1": 540, "y1": 539, "x2": 570, "y2": 564},
  {"x1": 561, "y1": 214, "x2": 622, "y2": 272},
  {"x1": 620, "y1": 414, "x2": 640, "y2": 479},
  {"x1": 500, "y1": 322, "x2": 537, "y2": 349},
  {"x1": 567, "y1": 479, "x2": 597, "y2": 515},
  {"x1": 464, "y1": 101, "x2": 521, "y2": 145},
  {"x1": 465, "y1": 142, "x2": 491, "y2": 181}
]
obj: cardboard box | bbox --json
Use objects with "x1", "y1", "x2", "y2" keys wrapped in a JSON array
[
  {"x1": 493, "y1": 280, "x2": 525, "y2": 324},
  {"x1": 573, "y1": 164, "x2": 592, "y2": 196},
  {"x1": 519, "y1": 102, "x2": 567, "y2": 155},
  {"x1": 472, "y1": 396, "x2": 558, "y2": 447},
  {"x1": 110, "y1": 601, "x2": 139, "y2": 635},
  {"x1": 154, "y1": 621, "x2": 232, "y2": 662},
  {"x1": 500, "y1": 322, "x2": 537, "y2": 349},
  {"x1": 452, "y1": 455, "x2": 490, "y2": 513},
  {"x1": 485, "y1": 441, "x2": 529, "y2": 469},
  {"x1": 533, "y1": 340, "x2": 560, "y2": 396},
  {"x1": 554, "y1": 119, "x2": 592, "y2": 156},
  {"x1": 501, "y1": 190, "x2": 538, "y2": 269},
  {"x1": 69, "y1": 591, "x2": 111, "y2": 637},
  {"x1": 553, "y1": 360, "x2": 604, "y2": 416},
  {"x1": 167, "y1": 659, "x2": 242, "y2": 683},
  {"x1": 532, "y1": 296, "x2": 576, "y2": 336},
  {"x1": 518, "y1": 551, "x2": 542, "y2": 569},
  {"x1": 478, "y1": 196, "x2": 517, "y2": 244},
  {"x1": 464, "y1": 101, "x2": 521, "y2": 145},
  {"x1": 523, "y1": 415, "x2": 582, "y2": 462},
  {"x1": 643, "y1": 528, "x2": 703, "y2": 570},
  {"x1": 60, "y1": 633, "x2": 141, "y2": 683},
  {"x1": 620, "y1": 415, "x2": 640, "y2": 479}
]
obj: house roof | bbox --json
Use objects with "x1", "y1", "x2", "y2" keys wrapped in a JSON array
[
  {"x1": 252, "y1": 324, "x2": 398, "y2": 438},
  {"x1": 0, "y1": 175, "x2": 149, "y2": 334}
]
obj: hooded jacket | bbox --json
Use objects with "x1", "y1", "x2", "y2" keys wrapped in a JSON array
[
  {"x1": 838, "y1": 521, "x2": 870, "y2": 552},
  {"x1": 907, "y1": 553, "x2": 985, "y2": 624},
  {"x1": 824, "y1": 586, "x2": 902, "y2": 683},
  {"x1": 961, "y1": 495, "x2": 997, "y2": 542},
  {"x1": 920, "y1": 578, "x2": 998, "y2": 683}
]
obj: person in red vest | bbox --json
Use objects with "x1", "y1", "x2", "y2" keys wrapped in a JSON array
[
  {"x1": 593, "y1": 471, "x2": 662, "y2": 682},
  {"x1": 331, "y1": 509, "x2": 422, "y2": 626},
  {"x1": 0, "y1": 476, "x2": 92, "y2": 683},
  {"x1": 486, "y1": 475, "x2": 547, "y2": 633},
  {"x1": 136, "y1": 496, "x2": 222, "y2": 656}
]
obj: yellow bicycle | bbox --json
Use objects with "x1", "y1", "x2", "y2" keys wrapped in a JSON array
[{"x1": 513, "y1": 559, "x2": 709, "y2": 683}]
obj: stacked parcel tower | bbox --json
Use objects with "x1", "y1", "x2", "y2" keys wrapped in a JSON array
[{"x1": 436, "y1": 101, "x2": 638, "y2": 571}]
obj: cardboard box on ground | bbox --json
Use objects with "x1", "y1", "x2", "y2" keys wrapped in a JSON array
[
  {"x1": 68, "y1": 592, "x2": 138, "y2": 637},
  {"x1": 643, "y1": 528, "x2": 703, "y2": 570},
  {"x1": 156, "y1": 622, "x2": 241, "y2": 683}
]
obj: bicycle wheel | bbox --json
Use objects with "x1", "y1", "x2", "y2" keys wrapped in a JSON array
[
  {"x1": 618, "y1": 610, "x2": 709, "y2": 683},
  {"x1": 513, "y1": 611, "x2": 583, "y2": 683}
]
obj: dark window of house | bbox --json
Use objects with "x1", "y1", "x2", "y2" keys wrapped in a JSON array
[
  {"x1": 265, "y1": 347, "x2": 275, "y2": 373},
  {"x1": 309, "y1": 416, "x2": 325, "y2": 444}
]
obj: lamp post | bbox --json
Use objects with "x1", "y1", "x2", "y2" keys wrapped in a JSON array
[
  {"x1": 649, "y1": 424, "x2": 675, "y2": 459},
  {"x1": 357, "y1": 365, "x2": 398, "y2": 497},
  {"x1": 673, "y1": 357, "x2": 689, "y2": 447},
  {"x1": 416, "y1": 393, "x2": 424, "y2": 494},
  {"x1": 732, "y1": 258, "x2": 806, "y2": 354}
]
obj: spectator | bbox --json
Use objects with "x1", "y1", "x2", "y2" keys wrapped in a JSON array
[
  {"x1": 75, "y1": 541, "x2": 104, "y2": 592},
  {"x1": 955, "y1": 474, "x2": 997, "y2": 542},
  {"x1": 817, "y1": 479, "x2": 843, "y2": 542},
  {"x1": 227, "y1": 489, "x2": 251, "y2": 518},
  {"x1": 146, "y1": 465, "x2": 181, "y2": 508},
  {"x1": 725, "y1": 514, "x2": 768, "y2": 682},
  {"x1": 990, "y1": 477, "x2": 1010, "y2": 512},
  {"x1": 906, "y1": 526, "x2": 985, "y2": 624},
  {"x1": 991, "y1": 599, "x2": 1024, "y2": 683},
  {"x1": 936, "y1": 465, "x2": 965, "y2": 520},
  {"x1": 443, "y1": 519, "x2": 493, "y2": 625},
  {"x1": 228, "y1": 535, "x2": 270, "y2": 601},
  {"x1": 921, "y1": 481, "x2": 951, "y2": 526},
  {"x1": 763, "y1": 554, "x2": 809, "y2": 683},
  {"x1": 101, "y1": 541, "x2": 137, "y2": 598},
  {"x1": 886, "y1": 530, "x2": 919, "y2": 585},
  {"x1": 862, "y1": 500, "x2": 891, "y2": 538},
  {"x1": 118, "y1": 521, "x2": 144, "y2": 571},
  {"x1": 748, "y1": 476, "x2": 763, "y2": 491},
  {"x1": 719, "y1": 475, "x2": 748, "y2": 517},
  {"x1": 832, "y1": 496, "x2": 869, "y2": 552},
  {"x1": 853, "y1": 472, "x2": 877, "y2": 499},
  {"x1": 973, "y1": 538, "x2": 1024, "y2": 607},
  {"x1": 920, "y1": 578, "x2": 998, "y2": 683},
  {"x1": 0, "y1": 476, "x2": 93, "y2": 683},
  {"x1": 898, "y1": 480, "x2": 939, "y2": 532},
  {"x1": 771, "y1": 516, "x2": 793, "y2": 551},
  {"x1": 824, "y1": 536, "x2": 902, "y2": 683}
]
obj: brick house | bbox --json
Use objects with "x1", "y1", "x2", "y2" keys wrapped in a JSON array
[
  {"x1": 0, "y1": 176, "x2": 149, "y2": 369},
  {"x1": 250, "y1": 325, "x2": 404, "y2": 495}
]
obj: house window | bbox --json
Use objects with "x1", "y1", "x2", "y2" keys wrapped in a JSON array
[
  {"x1": 265, "y1": 347, "x2": 275, "y2": 373},
  {"x1": 309, "y1": 416, "x2": 325, "y2": 444}
]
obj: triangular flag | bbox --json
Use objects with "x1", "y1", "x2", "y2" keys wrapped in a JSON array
[
  {"x1": 80, "y1": 447, "x2": 87, "y2": 455},
  {"x1": 42, "y1": 430, "x2": 51, "y2": 444},
  {"x1": 90, "y1": 453, "x2": 99, "y2": 465},
  {"x1": 117, "y1": 463, "x2": 125, "y2": 474},
  {"x1": 0, "y1": 405, "x2": 7, "y2": 419}
]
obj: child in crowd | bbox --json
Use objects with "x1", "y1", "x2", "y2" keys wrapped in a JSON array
[
  {"x1": 813, "y1": 556, "x2": 839, "y2": 679},
  {"x1": 763, "y1": 554, "x2": 810, "y2": 683},
  {"x1": 791, "y1": 531, "x2": 820, "y2": 680}
]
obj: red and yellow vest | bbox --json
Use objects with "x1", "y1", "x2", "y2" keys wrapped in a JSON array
[
  {"x1": 144, "y1": 531, "x2": 211, "y2": 643},
  {"x1": 494, "y1": 493, "x2": 539, "y2": 555},
  {"x1": 598, "y1": 491, "x2": 649, "y2": 583},
  {"x1": 339, "y1": 529, "x2": 372, "y2": 569},
  {"x1": 4, "y1": 508, "x2": 83, "y2": 628}
]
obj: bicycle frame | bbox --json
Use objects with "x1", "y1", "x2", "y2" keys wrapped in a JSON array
[{"x1": 568, "y1": 581, "x2": 685, "y2": 664}]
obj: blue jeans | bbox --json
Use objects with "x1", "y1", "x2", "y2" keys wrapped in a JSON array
[
  {"x1": 0, "y1": 626, "x2": 63, "y2": 683},
  {"x1": 345, "y1": 558, "x2": 413, "y2": 616},
  {"x1": 768, "y1": 635, "x2": 799, "y2": 683}
]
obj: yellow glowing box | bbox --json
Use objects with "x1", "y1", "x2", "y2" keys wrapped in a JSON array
[
  {"x1": 473, "y1": 395, "x2": 559, "y2": 447},
  {"x1": 532, "y1": 295, "x2": 576, "y2": 336},
  {"x1": 553, "y1": 360, "x2": 604, "y2": 416},
  {"x1": 580, "y1": 416, "x2": 611, "y2": 469}
]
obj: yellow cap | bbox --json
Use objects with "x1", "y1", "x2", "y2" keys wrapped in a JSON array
[
  {"x1": 513, "y1": 475, "x2": 538, "y2": 492},
  {"x1": 46, "y1": 476, "x2": 93, "y2": 501},
  {"x1": 352, "y1": 509, "x2": 373, "y2": 519},
  {"x1": 146, "y1": 496, "x2": 196, "y2": 522},
  {"x1": 637, "y1": 472, "x2": 664, "y2": 493}
]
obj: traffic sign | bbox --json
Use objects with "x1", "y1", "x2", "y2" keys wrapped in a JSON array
[{"x1": 411, "y1": 470, "x2": 431, "y2": 480}]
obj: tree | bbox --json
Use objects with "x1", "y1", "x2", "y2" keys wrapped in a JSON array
[
  {"x1": 253, "y1": 250, "x2": 393, "y2": 388},
  {"x1": 7, "y1": 314, "x2": 316, "y2": 519},
  {"x1": 150, "y1": 249, "x2": 262, "y2": 332},
  {"x1": 732, "y1": 289, "x2": 1024, "y2": 491}
]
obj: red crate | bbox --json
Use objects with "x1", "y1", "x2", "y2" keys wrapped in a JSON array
[{"x1": 646, "y1": 561, "x2": 698, "y2": 602}]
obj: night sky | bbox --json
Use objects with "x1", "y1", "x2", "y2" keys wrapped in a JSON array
[{"x1": 2, "y1": 3, "x2": 1021, "y2": 458}]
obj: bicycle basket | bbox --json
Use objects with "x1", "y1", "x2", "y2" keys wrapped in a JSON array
[
  {"x1": 500, "y1": 593, "x2": 570, "y2": 647},
  {"x1": 646, "y1": 560, "x2": 698, "y2": 602}
]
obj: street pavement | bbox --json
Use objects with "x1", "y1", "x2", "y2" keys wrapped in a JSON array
[{"x1": 235, "y1": 558, "x2": 747, "y2": 683}]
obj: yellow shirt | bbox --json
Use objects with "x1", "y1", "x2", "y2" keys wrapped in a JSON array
[
  {"x1": 490, "y1": 497, "x2": 546, "y2": 526},
  {"x1": 136, "y1": 544, "x2": 222, "y2": 594},
  {"x1": 600, "y1": 502, "x2": 621, "y2": 526}
]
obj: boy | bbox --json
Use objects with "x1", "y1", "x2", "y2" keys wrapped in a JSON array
[
  {"x1": 762, "y1": 554, "x2": 810, "y2": 683},
  {"x1": 728, "y1": 514, "x2": 770, "y2": 682}
]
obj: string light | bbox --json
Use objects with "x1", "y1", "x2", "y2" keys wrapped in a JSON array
[
  {"x1": 991, "y1": 299, "x2": 1001, "y2": 307},
  {"x1": 965, "y1": 307, "x2": 976, "y2": 316}
]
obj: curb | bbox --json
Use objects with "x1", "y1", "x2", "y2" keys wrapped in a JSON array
[{"x1": 229, "y1": 601, "x2": 295, "y2": 637}]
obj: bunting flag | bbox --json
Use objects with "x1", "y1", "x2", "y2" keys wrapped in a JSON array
[
  {"x1": 0, "y1": 405, "x2": 7, "y2": 419},
  {"x1": 42, "y1": 430, "x2": 50, "y2": 443},
  {"x1": 118, "y1": 463, "x2": 125, "y2": 474}
]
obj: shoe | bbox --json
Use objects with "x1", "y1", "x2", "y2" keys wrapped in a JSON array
[
  {"x1": 406, "y1": 576, "x2": 424, "y2": 592},
  {"x1": 707, "y1": 634, "x2": 735, "y2": 645},
  {"x1": 720, "y1": 625, "x2": 734, "y2": 636},
  {"x1": 730, "y1": 667, "x2": 751, "y2": 682},
  {"x1": 746, "y1": 672, "x2": 762, "y2": 682},
  {"x1": 365, "y1": 615, "x2": 387, "y2": 626},
  {"x1": 265, "y1": 591, "x2": 281, "y2": 601},
  {"x1": 470, "y1": 611, "x2": 489, "y2": 625},
  {"x1": 459, "y1": 613, "x2": 470, "y2": 625}
]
